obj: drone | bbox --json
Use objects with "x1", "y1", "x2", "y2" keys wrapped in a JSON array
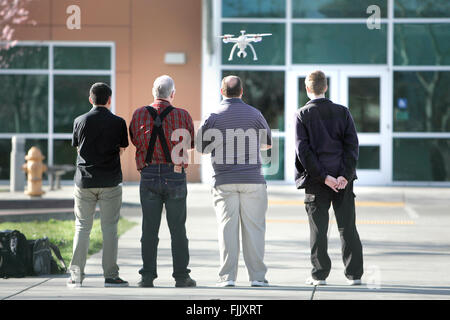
[{"x1": 220, "y1": 30, "x2": 272, "y2": 61}]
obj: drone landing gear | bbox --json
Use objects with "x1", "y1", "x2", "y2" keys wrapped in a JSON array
[
  {"x1": 248, "y1": 43, "x2": 258, "y2": 61},
  {"x1": 228, "y1": 43, "x2": 238, "y2": 61},
  {"x1": 228, "y1": 43, "x2": 259, "y2": 61}
]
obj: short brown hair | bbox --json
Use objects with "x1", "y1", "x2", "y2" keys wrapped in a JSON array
[
  {"x1": 221, "y1": 75, "x2": 243, "y2": 98},
  {"x1": 305, "y1": 70, "x2": 327, "y2": 95}
]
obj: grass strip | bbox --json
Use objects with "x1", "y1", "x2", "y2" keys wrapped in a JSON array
[{"x1": 0, "y1": 217, "x2": 137, "y2": 267}]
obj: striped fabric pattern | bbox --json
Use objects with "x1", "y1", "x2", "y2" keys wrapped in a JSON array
[{"x1": 199, "y1": 98, "x2": 272, "y2": 187}]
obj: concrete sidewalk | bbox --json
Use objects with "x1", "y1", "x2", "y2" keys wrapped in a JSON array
[{"x1": 1, "y1": 183, "x2": 450, "y2": 300}]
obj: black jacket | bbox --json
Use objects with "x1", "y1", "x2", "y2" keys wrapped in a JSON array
[{"x1": 295, "y1": 98, "x2": 359, "y2": 189}]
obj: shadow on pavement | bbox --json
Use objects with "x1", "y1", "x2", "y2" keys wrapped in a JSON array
[{"x1": 315, "y1": 284, "x2": 450, "y2": 297}]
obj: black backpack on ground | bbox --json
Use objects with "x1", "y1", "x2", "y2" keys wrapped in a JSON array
[
  {"x1": 0, "y1": 230, "x2": 67, "y2": 278},
  {"x1": 28, "y1": 237, "x2": 67, "y2": 275},
  {"x1": 0, "y1": 230, "x2": 33, "y2": 278}
]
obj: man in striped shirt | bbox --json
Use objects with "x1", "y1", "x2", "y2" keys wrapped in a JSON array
[
  {"x1": 197, "y1": 75, "x2": 272, "y2": 287},
  {"x1": 129, "y1": 75, "x2": 196, "y2": 288}
]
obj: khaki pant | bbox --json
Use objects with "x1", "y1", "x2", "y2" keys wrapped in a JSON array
[
  {"x1": 211, "y1": 183, "x2": 268, "y2": 282},
  {"x1": 69, "y1": 185, "x2": 122, "y2": 279}
]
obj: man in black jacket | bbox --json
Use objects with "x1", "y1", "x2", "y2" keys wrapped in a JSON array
[{"x1": 295, "y1": 70, "x2": 363, "y2": 286}]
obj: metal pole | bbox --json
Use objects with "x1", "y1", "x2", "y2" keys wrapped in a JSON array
[{"x1": 10, "y1": 136, "x2": 26, "y2": 192}]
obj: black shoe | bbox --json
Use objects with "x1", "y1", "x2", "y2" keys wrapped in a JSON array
[
  {"x1": 175, "y1": 276, "x2": 197, "y2": 288},
  {"x1": 104, "y1": 277, "x2": 129, "y2": 287},
  {"x1": 138, "y1": 277, "x2": 155, "y2": 288}
]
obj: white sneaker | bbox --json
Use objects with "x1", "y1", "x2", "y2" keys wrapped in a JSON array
[
  {"x1": 216, "y1": 280, "x2": 235, "y2": 287},
  {"x1": 66, "y1": 278, "x2": 82, "y2": 288},
  {"x1": 67, "y1": 266, "x2": 82, "y2": 288},
  {"x1": 251, "y1": 279, "x2": 269, "y2": 287},
  {"x1": 305, "y1": 277, "x2": 326, "y2": 286},
  {"x1": 347, "y1": 279, "x2": 362, "y2": 286}
]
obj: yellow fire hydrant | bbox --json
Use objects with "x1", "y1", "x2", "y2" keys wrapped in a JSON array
[{"x1": 22, "y1": 146, "x2": 47, "y2": 197}]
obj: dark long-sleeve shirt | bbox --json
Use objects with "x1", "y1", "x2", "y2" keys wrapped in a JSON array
[{"x1": 294, "y1": 98, "x2": 359, "y2": 189}]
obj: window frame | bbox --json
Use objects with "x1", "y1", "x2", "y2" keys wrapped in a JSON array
[
  {"x1": 204, "y1": 0, "x2": 450, "y2": 186},
  {"x1": 0, "y1": 41, "x2": 115, "y2": 182}
]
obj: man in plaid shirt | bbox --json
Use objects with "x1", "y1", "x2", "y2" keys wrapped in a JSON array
[{"x1": 129, "y1": 75, "x2": 196, "y2": 288}]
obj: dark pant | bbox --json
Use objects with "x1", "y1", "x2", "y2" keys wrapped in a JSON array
[
  {"x1": 139, "y1": 164, "x2": 191, "y2": 281},
  {"x1": 304, "y1": 181, "x2": 363, "y2": 281}
]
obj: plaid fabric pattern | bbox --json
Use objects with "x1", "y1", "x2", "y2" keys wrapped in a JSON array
[{"x1": 129, "y1": 99, "x2": 195, "y2": 170}]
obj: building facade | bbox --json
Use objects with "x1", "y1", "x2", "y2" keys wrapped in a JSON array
[
  {"x1": 202, "y1": 0, "x2": 450, "y2": 186},
  {"x1": 0, "y1": 0, "x2": 449, "y2": 186},
  {"x1": 0, "y1": 0, "x2": 202, "y2": 183}
]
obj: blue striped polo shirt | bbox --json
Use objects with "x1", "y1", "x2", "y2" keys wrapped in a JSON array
[{"x1": 197, "y1": 98, "x2": 272, "y2": 187}]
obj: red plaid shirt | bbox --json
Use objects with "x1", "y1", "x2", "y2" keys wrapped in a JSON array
[{"x1": 129, "y1": 99, "x2": 195, "y2": 170}]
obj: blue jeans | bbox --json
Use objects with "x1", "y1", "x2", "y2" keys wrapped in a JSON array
[{"x1": 138, "y1": 164, "x2": 191, "y2": 280}]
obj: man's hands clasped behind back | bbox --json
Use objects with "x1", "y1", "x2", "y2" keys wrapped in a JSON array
[{"x1": 325, "y1": 175, "x2": 348, "y2": 193}]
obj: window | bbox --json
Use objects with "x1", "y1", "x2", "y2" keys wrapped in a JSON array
[
  {"x1": 222, "y1": 23, "x2": 285, "y2": 65},
  {"x1": 293, "y1": 0, "x2": 387, "y2": 18},
  {"x1": 0, "y1": 46, "x2": 48, "y2": 69},
  {"x1": 222, "y1": 70, "x2": 285, "y2": 130},
  {"x1": 222, "y1": 0, "x2": 285, "y2": 18},
  {"x1": 53, "y1": 140, "x2": 77, "y2": 180},
  {"x1": 217, "y1": 0, "x2": 450, "y2": 184},
  {"x1": 0, "y1": 139, "x2": 48, "y2": 180},
  {"x1": 0, "y1": 74, "x2": 48, "y2": 133},
  {"x1": 292, "y1": 24, "x2": 387, "y2": 64},
  {"x1": 262, "y1": 137, "x2": 285, "y2": 180},
  {"x1": 394, "y1": 72, "x2": 450, "y2": 133},
  {"x1": 54, "y1": 46, "x2": 111, "y2": 70},
  {"x1": 348, "y1": 77, "x2": 380, "y2": 133},
  {"x1": 357, "y1": 146, "x2": 380, "y2": 170},
  {"x1": 0, "y1": 140, "x2": 11, "y2": 180},
  {"x1": 394, "y1": 24, "x2": 450, "y2": 66},
  {"x1": 297, "y1": 77, "x2": 330, "y2": 108},
  {"x1": 0, "y1": 42, "x2": 114, "y2": 181},
  {"x1": 393, "y1": 138, "x2": 450, "y2": 181},
  {"x1": 394, "y1": 0, "x2": 450, "y2": 18},
  {"x1": 221, "y1": 70, "x2": 285, "y2": 180},
  {"x1": 54, "y1": 75, "x2": 111, "y2": 133}
]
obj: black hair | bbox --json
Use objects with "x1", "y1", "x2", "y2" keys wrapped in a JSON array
[{"x1": 89, "y1": 82, "x2": 112, "y2": 105}]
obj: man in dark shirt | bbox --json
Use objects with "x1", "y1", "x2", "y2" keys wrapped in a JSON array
[
  {"x1": 295, "y1": 70, "x2": 363, "y2": 286},
  {"x1": 68, "y1": 82, "x2": 129, "y2": 288}
]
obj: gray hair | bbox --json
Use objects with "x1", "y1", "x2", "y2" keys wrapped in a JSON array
[{"x1": 152, "y1": 75, "x2": 175, "y2": 99}]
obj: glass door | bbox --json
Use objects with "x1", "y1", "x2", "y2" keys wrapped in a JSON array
[
  {"x1": 285, "y1": 70, "x2": 339, "y2": 183},
  {"x1": 340, "y1": 70, "x2": 391, "y2": 185},
  {"x1": 286, "y1": 69, "x2": 391, "y2": 185}
]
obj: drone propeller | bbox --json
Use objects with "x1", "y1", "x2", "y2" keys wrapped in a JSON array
[
  {"x1": 245, "y1": 33, "x2": 272, "y2": 37},
  {"x1": 219, "y1": 34, "x2": 235, "y2": 38}
]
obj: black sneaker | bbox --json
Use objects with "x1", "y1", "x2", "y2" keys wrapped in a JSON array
[
  {"x1": 138, "y1": 277, "x2": 155, "y2": 288},
  {"x1": 104, "y1": 277, "x2": 129, "y2": 287},
  {"x1": 175, "y1": 276, "x2": 197, "y2": 288}
]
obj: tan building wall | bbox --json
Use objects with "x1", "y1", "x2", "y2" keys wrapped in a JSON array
[{"x1": 15, "y1": 0, "x2": 203, "y2": 182}]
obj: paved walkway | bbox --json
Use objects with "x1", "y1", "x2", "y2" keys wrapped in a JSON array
[{"x1": 1, "y1": 183, "x2": 450, "y2": 300}]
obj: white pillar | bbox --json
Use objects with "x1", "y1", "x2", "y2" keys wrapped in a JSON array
[{"x1": 10, "y1": 136, "x2": 26, "y2": 192}]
